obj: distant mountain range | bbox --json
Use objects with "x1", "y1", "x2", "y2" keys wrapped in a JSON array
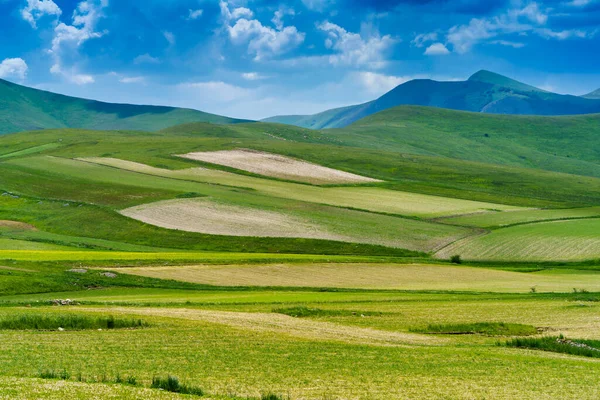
[
  {"x1": 0, "y1": 78, "x2": 248, "y2": 135},
  {"x1": 263, "y1": 70, "x2": 600, "y2": 129}
]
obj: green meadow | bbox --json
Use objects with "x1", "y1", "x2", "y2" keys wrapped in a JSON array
[{"x1": 0, "y1": 105, "x2": 599, "y2": 399}]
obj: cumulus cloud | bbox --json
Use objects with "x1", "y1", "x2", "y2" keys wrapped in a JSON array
[
  {"x1": 186, "y1": 9, "x2": 203, "y2": 20},
  {"x1": 163, "y1": 31, "x2": 176, "y2": 45},
  {"x1": 242, "y1": 72, "x2": 267, "y2": 80},
  {"x1": 424, "y1": 42, "x2": 450, "y2": 55},
  {"x1": 21, "y1": 0, "x2": 62, "y2": 29},
  {"x1": 220, "y1": 1, "x2": 305, "y2": 61},
  {"x1": 49, "y1": 0, "x2": 108, "y2": 84},
  {"x1": 412, "y1": 32, "x2": 438, "y2": 48},
  {"x1": 443, "y1": 1, "x2": 596, "y2": 53},
  {"x1": 134, "y1": 54, "x2": 160, "y2": 64},
  {"x1": 0, "y1": 58, "x2": 29, "y2": 81},
  {"x1": 317, "y1": 21, "x2": 396, "y2": 68},
  {"x1": 301, "y1": 0, "x2": 335, "y2": 12},
  {"x1": 353, "y1": 71, "x2": 410, "y2": 95}
]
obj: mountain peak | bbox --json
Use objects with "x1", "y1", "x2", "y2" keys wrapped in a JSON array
[
  {"x1": 468, "y1": 70, "x2": 543, "y2": 92},
  {"x1": 583, "y1": 89, "x2": 600, "y2": 99}
]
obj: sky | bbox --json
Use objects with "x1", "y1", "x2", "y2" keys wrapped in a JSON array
[{"x1": 1, "y1": 0, "x2": 600, "y2": 119}]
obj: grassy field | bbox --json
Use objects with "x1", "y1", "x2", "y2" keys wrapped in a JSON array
[
  {"x1": 437, "y1": 219, "x2": 600, "y2": 261},
  {"x1": 440, "y1": 207, "x2": 600, "y2": 228},
  {"x1": 100, "y1": 263, "x2": 600, "y2": 293},
  {"x1": 1, "y1": 106, "x2": 600, "y2": 398}
]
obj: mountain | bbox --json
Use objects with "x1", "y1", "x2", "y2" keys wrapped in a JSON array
[
  {"x1": 0, "y1": 78, "x2": 249, "y2": 135},
  {"x1": 263, "y1": 70, "x2": 600, "y2": 129},
  {"x1": 583, "y1": 89, "x2": 600, "y2": 99}
]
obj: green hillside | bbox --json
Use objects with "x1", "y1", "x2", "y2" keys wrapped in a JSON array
[
  {"x1": 0, "y1": 78, "x2": 248, "y2": 135},
  {"x1": 264, "y1": 70, "x2": 600, "y2": 129},
  {"x1": 332, "y1": 106, "x2": 600, "y2": 178},
  {"x1": 583, "y1": 88, "x2": 600, "y2": 99}
]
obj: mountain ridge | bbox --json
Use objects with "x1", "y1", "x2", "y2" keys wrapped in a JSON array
[
  {"x1": 263, "y1": 70, "x2": 600, "y2": 129},
  {"x1": 0, "y1": 78, "x2": 249, "y2": 135}
]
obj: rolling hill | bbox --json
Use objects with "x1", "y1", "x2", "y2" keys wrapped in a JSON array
[
  {"x1": 583, "y1": 88, "x2": 600, "y2": 99},
  {"x1": 263, "y1": 70, "x2": 600, "y2": 129},
  {"x1": 0, "y1": 78, "x2": 248, "y2": 135}
]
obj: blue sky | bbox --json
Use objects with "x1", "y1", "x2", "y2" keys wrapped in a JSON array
[{"x1": 1, "y1": 0, "x2": 599, "y2": 119}]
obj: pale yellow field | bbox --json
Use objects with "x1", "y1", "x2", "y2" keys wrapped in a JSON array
[
  {"x1": 78, "y1": 157, "x2": 525, "y2": 217},
  {"x1": 104, "y1": 263, "x2": 600, "y2": 293},
  {"x1": 178, "y1": 149, "x2": 381, "y2": 184},
  {"x1": 121, "y1": 198, "x2": 345, "y2": 240}
]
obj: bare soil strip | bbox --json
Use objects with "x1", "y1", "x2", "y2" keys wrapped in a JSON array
[
  {"x1": 178, "y1": 149, "x2": 382, "y2": 184},
  {"x1": 120, "y1": 198, "x2": 349, "y2": 240},
  {"x1": 82, "y1": 307, "x2": 442, "y2": 346},
  {"x1": 0, "y1": 220, "x2": 36, "y2": 231}
]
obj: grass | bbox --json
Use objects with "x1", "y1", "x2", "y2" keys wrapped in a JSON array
[
  {"x1": 0, "y1": 313, "x2": 147, "y2": 330},
  {"x1": 101, "y1": 263, "x2": 600, "y2": 293},
  {"x1": 272, "y1": 306, "x2": 383, "y2": 318},
  {"x1": 411, "y1": 322, "x2": 538, "y2": 336},
  {"x1": 438, "y1": 219, "x2": 600, "y2": 261},
  {"x1": 439, "y1": 207, "x2": 600, "y2": 228},
  {"x1": 504, "y1": 335, "x2": 600, "y2": 358},
  {"x1": 151, "y1": 375, "x2": 204, "y2": 396}
]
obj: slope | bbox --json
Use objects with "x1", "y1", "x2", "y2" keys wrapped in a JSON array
[
  {"x1": 332, "y1": 106, "x2": 600, "y2": 178},
  {"x1": 264, "y1": 70, "x2": 600, "y2": 129},
  {"x1": 0, "y1": 78, "x2": 248, "y2": 135}
]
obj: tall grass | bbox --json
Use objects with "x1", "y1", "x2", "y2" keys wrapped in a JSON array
[
  {"x1": 411, "y1": 322, "x2": 538, "y2": 336},
  {"x1": 504, "y1": 335, "x2": 600, "y2": 358},
  {"x1": 273, "y1": 306, "x2": 382, "y2": 318},
  {"x1": 151, "y1": 375, "x2": 204, "y2": 396},
  {"x1": 0, "y1": 314, "x2": 147, "y2": 330}
]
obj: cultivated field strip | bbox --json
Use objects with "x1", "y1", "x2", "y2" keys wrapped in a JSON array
[
  {"x1": 69, "y1": 156, "x2": 525, "y2": 217},
  {"x1": 120, "y1": 198, "x2": 472, "y2": 250},
  {"x1": 121, "y1": 198, "x2": 346, "y2": 240},
  {"x1": 106, "y1": 263, "x2": 600, "y2": 293},
  {"x1": 82, "y1": 307, "x2": 443, "y2": 346},
  {"x1": 437, "y1": 219, "x2": 600, "y2": 261},
  {"x1": 440, "y1": 207, "x2": 600, "y2": 228},
  {"x1": 179, "y1": 149, "x2": 382, "y2": 184}
]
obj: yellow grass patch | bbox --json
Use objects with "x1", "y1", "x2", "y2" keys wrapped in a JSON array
[
  {"x1": 0, "y1": 220, "x2": 36, "y2": 231},
  {"x1": 120, "y1": 198, "x2": 348, "y2": 240},
  {"x1": 178, "y1": 149, "x2": 381, "y2": 184},
  {"x1": 104, "y1": 263, "x2": 600, "y2": 293},
  {"x1": 81, "y1": 307, "x2": 441, "y2": 346}
]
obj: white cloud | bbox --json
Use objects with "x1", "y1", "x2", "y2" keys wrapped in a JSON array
[
  {"x1": 301, "y1": 0, "x2": 334, "y2": 12},
  {"x1": 242, "y1": 72, "x2": 267, "y2": 80},
  {"x1": 163, "y1": 31, "x2": 176, "y2": 45},
  {"x1": 0, "y1": 58, "x2": 28, "y2": 81},
  {"x1": 272, "y1": 8, "x2": 295, "y2": 30},
  {"x1": 412, "y1": 32, "x2": 438, "y2": 48},
  {"x1": 424, "y1": 42, "x2": 450, "y2": 55},
  {"x1": 134, "y1": 54, "x2": 160, "y2": 64},
  {"x1": 186, "y1": 9, "x2": 203, "y2": 20},
  {"x1": 221, "y1": 1, "x2": 305, "y2": 61},
  {"x1": 119, "y1": 76, "x2": 145, "y2": 84},
  {"x1": 536, "y1": 28, "x2": 589, "y2": 39},
  {"x1": 317, "y1": 21, "x2": 396, "y2": 68},
  {"x1": 49, "y1": 0, "x2": 108, "y2": 84},
  {"x1": 21, "y1": 0, "x2": 62, "y2": 29},
  {"x1": 490, "y1": 40, "x2": 525, "y2": 48},
  {"x1": 353, "y1": 71, "x2": 410, "y2": 95}
]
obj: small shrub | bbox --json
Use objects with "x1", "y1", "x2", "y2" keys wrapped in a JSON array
[
  {"x1": 151, "y1": 375, "x2": 204, "y2": 396},
  {"x1": 0, "y1": 314, "x2": 147, "y2": 331},
  {"x1": 262, "y1": 394, "x2": 284, "y2": 400},
  {"x1": 450, "y1": 255, "x2": 462, "y2": 264},
  {"x1": 126, "y1": 376, "x2": 138, "y2": 386},
  {"x1": 504, "y1": 336, "x2": 600, "y2": 358},
  {"x1": 411, "y1": 322, "x2": 538, "y2": 336},
  {"x1": 273, "y1": 306, "x2": 382, "y2": 318}
]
